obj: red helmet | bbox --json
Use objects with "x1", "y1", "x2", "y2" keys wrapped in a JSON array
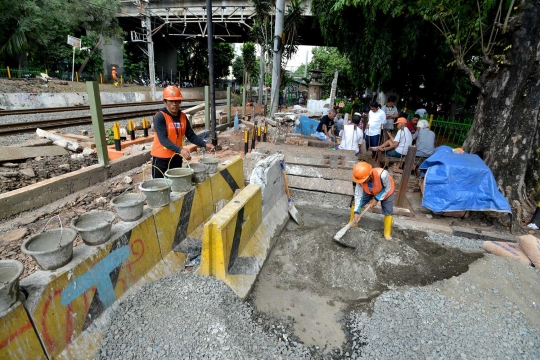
[{"x1": 163, "y1": 86, "x2": 183, "y2": 101}]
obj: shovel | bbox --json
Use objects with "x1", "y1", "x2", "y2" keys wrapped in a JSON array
[
  {"x1": 280, "y1": 160, "x2": 302, "y2": 225},
  {"x1": 333, "y1": 204, "x2": 371, "y2": 247}
]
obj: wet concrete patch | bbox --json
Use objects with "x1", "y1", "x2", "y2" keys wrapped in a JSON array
[{"x1": 249, "y1": 207, "x2": 483, "y2": 352}]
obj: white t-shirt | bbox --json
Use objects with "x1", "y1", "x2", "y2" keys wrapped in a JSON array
[
  {"x1": 339, "y1": 124, "x2": 363, "y2": 150},
  {"x1": 366, "y1": 109, "x2": 386, "y2": 136},
  {"x1": 394, "y1": 127, "x2": 412, "y2": 155}
]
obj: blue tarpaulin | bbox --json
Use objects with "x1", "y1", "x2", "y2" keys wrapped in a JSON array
[
  {"x1": 295, "y1": 116, "x2": 320, "y2": 136},
  {"x1": 419, "y1": 146, "x2": 511, "y2": 213}
]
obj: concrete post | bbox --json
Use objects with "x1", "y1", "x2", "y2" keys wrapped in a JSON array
[
  {"x1": 227, "y1": 86, "x2": 232, "y2": 124},
  {"x1": 242, "y1": 87, "x2": 246, "y2": 117},
  {"x1": 145, "y1": 3, "x2": 156, "y2": 101},
  {"x1": 205, "y1": 85, "x2": 210, "y2": 131},
  {"x1": 270, "y1": 0, "x2": 285, "y2": 117},
  {"x1": 87, "y1": 81, "x2": 109, "y2": 166}
]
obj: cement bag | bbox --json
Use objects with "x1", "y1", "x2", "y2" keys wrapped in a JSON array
[
  {"x1": 482, "y1": 241, "x2": 532, "y2": 265},
  {"x1": 517, "y1": 235, "x2": 540, "y2": 267}
]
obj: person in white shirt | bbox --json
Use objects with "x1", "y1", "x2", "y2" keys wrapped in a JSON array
[
  {"x1": 339, "y1": 113, "x2": 363, "y2": 152},
  {"x1": 365, "y1": 101, "x2": 386, "y2": 158},
  {"x1": 377, "y1": 117, "x2": 412, "y2": 157}
]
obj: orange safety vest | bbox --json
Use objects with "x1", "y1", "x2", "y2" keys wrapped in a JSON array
[
  {"x1": 360, "y1": 168, "x2": 395, "y2": 200},
  {"x1": 151, "y1": 110, "x2": 187, "y2": 158}
]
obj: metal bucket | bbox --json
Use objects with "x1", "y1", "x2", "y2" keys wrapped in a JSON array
[
  {"x1": 190, "y1": 163, "x2": 209, "y2": 183},
  {"x1": 21, "y1": 228, "x2": 77, "y2": 270},
  {"x1": 0, "y1": 260, "x2": 24, "y2": 312},
  {"x1": 71, "y1": 210, "x2": 115, "y2": 246},
  {"x1": 111, "y1": 193, "x2": 147, "y2": 222},
  {"x1": 139, "y1": 178, "x2": 171, "y2": 207},
  {"x1": 165, "y1": 168, "x2": 194, "y2": 192},
  {"x1": 199, "y1": 157, "x2": 220, "y2": 174}
]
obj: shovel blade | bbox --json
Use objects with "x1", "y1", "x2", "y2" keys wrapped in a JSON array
[{"x1": 288, "y1": 203, "x2": 303, "y2": 225}]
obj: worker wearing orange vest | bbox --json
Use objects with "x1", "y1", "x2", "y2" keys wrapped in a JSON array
[
  {"x1": 112, "y1": 66, "x2": 119, "y2": 87},
  {"x1": 151, "y1": 86, "x2": 214, "y2": 178},
  {"x1": 352, "y1": 162, "x2": 395, "y2": 240}
]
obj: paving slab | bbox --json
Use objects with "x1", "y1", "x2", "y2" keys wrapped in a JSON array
[{"x1": 0, "y1": 145, "x2": 68, "y2": 162}]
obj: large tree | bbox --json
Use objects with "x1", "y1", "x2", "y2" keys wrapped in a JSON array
[{"x1": 320, "y1": 0, "x2": 540, "y2": 224}]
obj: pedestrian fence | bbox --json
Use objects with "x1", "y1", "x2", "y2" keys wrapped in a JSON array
[
  {"x1": 0, "y1": 67, "x2": 45, "y2": 79},
  {"x1": 430, "y1": 116, "x2": 473, "y2": 148}
]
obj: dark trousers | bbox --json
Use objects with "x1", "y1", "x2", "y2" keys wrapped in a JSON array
[
  {"x1": 151, "y1": 156, "x2": 183, "y2": 178},
  {"x1": 365, "y1": 134, "x2": 380, "y2": 158}
]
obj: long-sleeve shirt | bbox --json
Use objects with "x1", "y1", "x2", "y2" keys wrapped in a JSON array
[
  {"x1": 153, "y1": 107, "x2": 207, "y2": 155},
  {"x1": 354, "y1": 169, "x2": 392, "y2": 213}
]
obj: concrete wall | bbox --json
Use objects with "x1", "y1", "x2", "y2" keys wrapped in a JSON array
[
  {"x1": 102, "y1": 37, "x2": 124, "y2": 80},
  {"x1": 0, "y1": 88, "x2": 228, "y2": 110},
  {"x1": 1, "y1": 157, "x2": 245, "y2": 359}
]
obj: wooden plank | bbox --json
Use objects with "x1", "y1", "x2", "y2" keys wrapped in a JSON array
[
  {"x1": 183, "y1": 103, "x2": 205, "y2": 115},
  {"x1": 0, "y1": 146, "x2": 68, "y2": 162}
]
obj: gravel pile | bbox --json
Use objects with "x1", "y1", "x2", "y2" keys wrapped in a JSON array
[
  {"x1": 346, "y1": 287, "x2": 540, "y2": 359},
  {"x1": 425, "y1": 233, "x2": 484, "y2": 251},
  {"x1": 96, "y1": 272, "x2": 311, "y2": 360}
]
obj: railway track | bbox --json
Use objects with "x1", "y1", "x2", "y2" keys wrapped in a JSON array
[
  {"x1": 0, "y1": 99, "x2": 208, "y2": 116},
  {"x1": 0, "y1": 100, "x2": 226, "y2": 136}
]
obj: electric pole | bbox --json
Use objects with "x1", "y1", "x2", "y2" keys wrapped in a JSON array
[
  {"x1": 206, "y1": 0, "x2": 217, "y2": 146},
  {"x1": 144, "y1": 1, "x2": 156, "y2": 101},
  {"x1": 270, "y1": 0, "x2": 285, "y2": 117}
]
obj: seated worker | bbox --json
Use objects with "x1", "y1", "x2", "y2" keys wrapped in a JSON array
[
  {"x1": 352, "y1": 162, "x2": 395, "y2": 240},
  {"x1": 338, "y1": 113, "x2": 364, "y2": 152},
  {"x1": 151, "y1": 86, "x2": 214, "y2": 178},
  {"x1": 407, "y1": 114, "x2": 420, "y2": 140},
  {"x1": 377, "y1": 117, "x2": 412, "y2": 157},
  {"x1": 415, "y1": 120, "x2": 436, "y2": 157},
  {"x1": 315, "y1": 108, "x2": 337, "y2": 141}
]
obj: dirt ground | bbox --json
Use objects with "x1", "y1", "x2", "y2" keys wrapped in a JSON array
[
  {"x1": 249, "y1": 206, "x2": 483, "y2": 350},
  {"x1": 0, "y1": 77, "x2": 152, "y2": 94}
]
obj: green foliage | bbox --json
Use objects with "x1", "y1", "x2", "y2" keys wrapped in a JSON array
[
  {"x1": 232, "y1": 56, "x2": 244, "y2": 82},
  {"x1": 309, "y1": 47, "x2": 355, "y2": 97},
  {"x1": 74, "y1": 35, "x2": 104, "y2": 78},
  {"x1": 213, "y1": 43, "x2": 235, "y2": 79},
  {"x1": 123, "y1": 41, "x2": 148, "y2": 77},
  {"x1": 242, "y1": 42, "x2": 257, "y2": 86},
  {"x1": 0, "y1": 0, "x2": 121, "y2": 70},
  {"x1": 175, "y1": 41, "x2": 234, "y2": 84}
]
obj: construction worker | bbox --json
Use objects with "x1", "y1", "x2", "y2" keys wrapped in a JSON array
[
  {"x1": 112, "y1": 66, "x2": 119, "y2": 87},
  {"x1": 151, "y1": 86, "x2": 214, "y2": 178},
  {"x1": 352, "y1": 162, "x2": 395, "y2": 240}
]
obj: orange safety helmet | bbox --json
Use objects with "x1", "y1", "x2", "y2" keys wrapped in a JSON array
[
  {"x1": 163, "y1": 86, "x2": 183, "y2": 101},
  {"x1": 352, "y1": 162, "x2": 372, "y2": 184}
]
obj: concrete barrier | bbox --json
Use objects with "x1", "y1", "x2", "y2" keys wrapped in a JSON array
[
  {"x1": 200, "y1": 154, "x2": 289, "y2": 299},
  {"x1": 20, "y1": 211, "x2": 168, "y2": 358},
  {"x1": 0, "y1": 301, "x2": 46, "y2": 360},
  {"x1": 0, "y1": 156, "x2": 246, "y2": 358}
]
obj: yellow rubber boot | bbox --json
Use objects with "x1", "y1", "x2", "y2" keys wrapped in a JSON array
[
  {"x1": 349, "y1": 205, "x2": 358, "y2": 227},
  {"x1": 384, "y1": 215, "x2": 393, "y2": 240}
]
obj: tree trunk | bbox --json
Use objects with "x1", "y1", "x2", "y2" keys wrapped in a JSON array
[{"x1": 463, "y1": 0, "x2": 540, "y2": 222}]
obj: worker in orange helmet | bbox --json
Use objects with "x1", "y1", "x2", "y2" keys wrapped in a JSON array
[
  {"x1": 112, "y1": 66, "x2": 119, "y2": 87},
  {"x1": 151, "y1": 86, "x2": 214, "y2": 178},
  {"x1": 351, "y1": 161, "x2": 395, "y2": 240}
]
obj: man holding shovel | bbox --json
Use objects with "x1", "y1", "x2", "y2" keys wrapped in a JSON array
[{"x1": 352, "y1": 162, "x2": 395, "y2": 240}]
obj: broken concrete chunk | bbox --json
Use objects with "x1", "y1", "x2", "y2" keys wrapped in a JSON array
[
  {"x1": 36, "y1": 128, "x2": 83, "y2": 152},
  {"x1": 1, "y1": 162, "x2": 19, "y2": 168},
  {"x1": 19, "y1": 168, "x2": 36, "y2": 178},
  {"x1": 123, "y1": 176, "x2": 133, "y2": 184},
  {"x1": 58, "y1": 164, "x2": 70, "y2": 170},
  {"x1": 20, "y1": 139, "x2": 54, "y2": 147},
  {"x1": 82, "y1": 148, "x2": 95, "y2": 156},
  {"x1": 1, "y1": 228, "x2": 29, "y2": 243}
]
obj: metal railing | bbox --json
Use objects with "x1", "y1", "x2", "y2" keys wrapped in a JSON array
[
  {"x1": 0, "y1": 67, "x2": 45, "y2": 79},
  {"x1": 430, "y1": 116, "x2": 473, "y2": 148}
]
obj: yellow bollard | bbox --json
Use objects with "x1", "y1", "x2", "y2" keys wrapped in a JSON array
[
  {"x1": 45, "y1": 69, "x2": 48, "y2": 75},
  {"x1": 7, "y1": 66, "x2": 11, "y2": 78},
  {"x1": 75, "y1": 72, "x2": 79, "y2": 82},
  {"x1": 120, "y1": 75, "x2": 123, "y2": 84},
  {"x1": 113, "y1": 122, "x2": 121, "y2": 151},
  {"x1": 130, "y1": 75, "x2": 132, "y2": 83},
  {"x1": 429, "y1": 114, "x2": 434, "y2": 129},
  {"x1": 100, "y1": 73, "x2": 103, "y2": 84},
  {"x1": 142, "y1": 118, "x2": 149, "y2": 137},
  {"x1": 128, "y1": 120, "x2": 136, "y2": 140}
]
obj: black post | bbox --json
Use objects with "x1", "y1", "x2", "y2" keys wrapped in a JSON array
[
  {"x1": 206, "y1": 0, "x2": 217, "y2": 147},
  {"x1": 251, "y1": 127, "x2": 256, "y2": 151}
]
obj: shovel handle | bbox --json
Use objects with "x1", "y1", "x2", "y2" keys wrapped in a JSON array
[
  {"x1": 282, "y1": 170, "x2": 291, "y2": 199},
  {"x1": 354, "y1": 203, "x2": 372, "y2": 223}
]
